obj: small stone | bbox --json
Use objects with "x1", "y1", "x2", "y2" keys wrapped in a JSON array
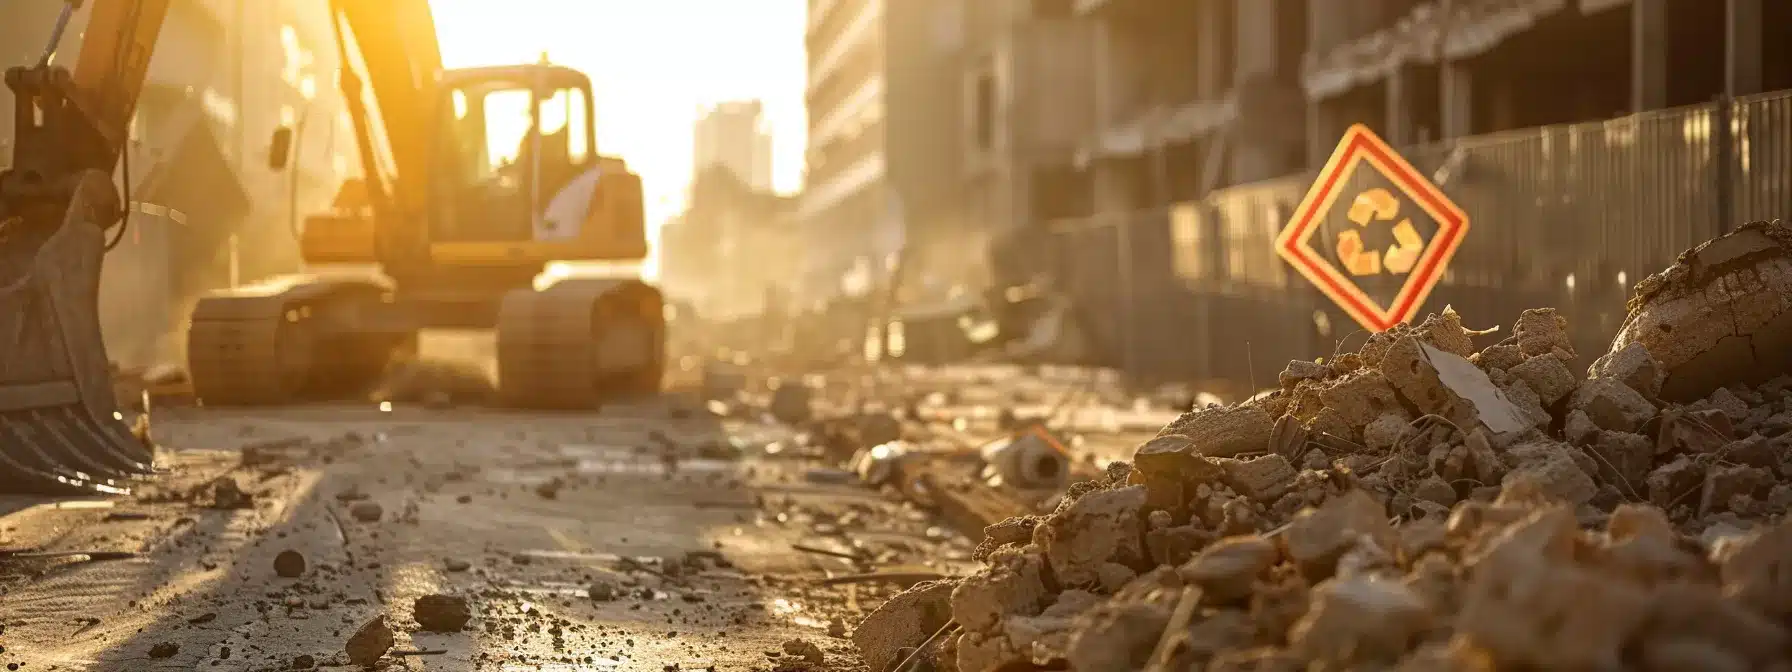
[
  {"x1": 345, "y1": 616, "x2": 394, "y2": 666},
  {"x1": 1154, "y1": 405, "x2": 1275, "y2": 458},
  {"x1": 444, "y1": 558, "x2": 471, "y2": 572},
  {"x1": 148, "y1": 642, "x2": 179, "y2": 658},
  {"x1": 1179, "y1": 535, "x2": 1277, "y2": 602},
  {"x1": 1510, "y1": 355, "x2": 1577, "y2": 406},
  {"x1": 782, "y1": 639, "x2": 824, "y2": 664},
  {"x1": 1568, "y1": 379, "x2": 1657, "y2": 434},
  {"x1": 1589, "y1": 341, "x2": 1665, "y2": 400},
  {"x1": 349, "y1": 501, "x2": 383, "y2": 523},
  {"x1": 1218, "y1": 455, "x2": 1297, "y2": 503},
  {"x1": 273, "y1": 550, "x2": 306, "y2": 578},
  {"x1": 589, "y1": 581, "x2": 619, "y2": 601},
  {"x1": 414, "y1": 594, "x2": 472, "y2": 632}
]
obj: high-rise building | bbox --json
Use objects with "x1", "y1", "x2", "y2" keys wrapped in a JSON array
[
  {"x1": 693, "y1": 100, "x2": 774, "y2": 193},
  {"x1": 801, "y1": 0, "x2": 893, "y2": 302}
]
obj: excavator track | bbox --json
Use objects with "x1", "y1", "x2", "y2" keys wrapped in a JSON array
[
  {"x1": 496, "y1": 278, "x2": 664, "y2": 409},
  {"x1": 187, "y1": 277, "x2": 399, "y2": 407},
  {"x1": 186, "y1": 312, "x2": 309, "y2": 406}
]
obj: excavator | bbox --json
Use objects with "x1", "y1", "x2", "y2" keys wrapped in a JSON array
[
  {"x1": 0, "y1": 0, "x2": 659, "y2": 495},
  {"x1": 188, "y1": 0, "x2": 663, "y2": 408}
]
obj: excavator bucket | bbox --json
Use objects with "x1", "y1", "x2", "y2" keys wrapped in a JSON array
[{"x1": 0, "y1": 172, "x2": 154, "y2": 495}]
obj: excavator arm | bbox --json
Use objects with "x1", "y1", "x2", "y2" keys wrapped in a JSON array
[
  {"x1": 324, "y1": 0, "x2": 443, "y2": 263},
  {"x1": 0, "y1": 0, "x2": 171, "y2": 495}
]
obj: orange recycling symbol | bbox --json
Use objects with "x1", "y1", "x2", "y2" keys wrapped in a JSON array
[{"x1": 1275, "y1": 124, "x2": 1468, "y2": 333}]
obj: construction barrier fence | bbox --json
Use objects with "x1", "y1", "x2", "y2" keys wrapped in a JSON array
[{"x1": 1046, "y1": 89, "x2": 1792, "y2": 390}]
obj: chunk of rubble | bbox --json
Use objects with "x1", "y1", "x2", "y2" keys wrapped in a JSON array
[
  {"x1": 1612, "y1": 220, "x2": 1792, "y2": 403},
  {"x1": 1154, "y1": 405, "x2": 1274, "y2": 457},
  {"x1": 854, "y1": 580, "x2": 955, "y2": 672},
  {"x1": 1569, "y1": 378, "x2": 1657, "y2": 433},
  {"x1": 1034, "y1": 485, "x2": 1147, "y2": 586},
  {"x1": 950, "y1": 547, "x2": 1048, "y2": 633}
]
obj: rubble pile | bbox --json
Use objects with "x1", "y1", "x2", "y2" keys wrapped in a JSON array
[{"x1": 856, "y1": 221, "x2": 1792, "y2": 671}]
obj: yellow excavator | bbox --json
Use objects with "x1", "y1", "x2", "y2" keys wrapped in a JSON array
[
  {"x1": 0, "y1": 0, "x2": 659, "y2": 494},
  {"x1": 186, "y1": 0, "x2": 663, "y2": 408}
]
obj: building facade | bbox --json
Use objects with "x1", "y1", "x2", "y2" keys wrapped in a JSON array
[
  {"x1": 693, "y1": 100, "x2": 775, "y2": 192},
  {"x1": 800, "y1": 0, "x2": 896, "y2": 306}
]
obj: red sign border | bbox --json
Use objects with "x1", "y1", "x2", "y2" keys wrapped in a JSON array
[{"x1": 1276, "y1": 124, "x2": 1469, "y2": 332}]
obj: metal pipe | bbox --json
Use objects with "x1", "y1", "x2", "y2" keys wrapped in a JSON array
[{"x1": 37, "y1": 0, "x2": 82, "y2": 67}]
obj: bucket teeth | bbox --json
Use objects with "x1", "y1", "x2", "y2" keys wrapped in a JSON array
[{"x1": 0, "y1": 407, "x2": 148, "y2": 495}]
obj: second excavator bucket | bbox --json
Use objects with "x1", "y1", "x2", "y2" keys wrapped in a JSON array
[{"x1": 0, "y1": 172, "x2": 154, "y2": 495}]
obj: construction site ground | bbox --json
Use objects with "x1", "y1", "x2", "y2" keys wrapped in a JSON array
[{"x1": 0, "y1": 360, "x2": 1155, "y2": 672}]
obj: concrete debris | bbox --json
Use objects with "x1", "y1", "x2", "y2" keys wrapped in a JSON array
[
  {"x1": 345, "y1": 616, "x2": 394, "y2": 666},
  {"x1": 414, "y1": 594, "x2": 472, "y2": 632},
  {"x1": 273, "y1": 550, "x2": 306, "y2": 578},
  {"x1": 853, "y1": 579, "x2": 954, "y2": 672},
  {"x1": 871, "y1": 223, "x2": 1792, "y2": 670},
  {"x1": 348, "y1": 500, "x2": 383, "y2": 523}
]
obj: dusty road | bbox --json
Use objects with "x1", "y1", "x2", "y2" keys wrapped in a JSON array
[{"x1": 0, "y1": 399, "x2": 976, "y2": 671}]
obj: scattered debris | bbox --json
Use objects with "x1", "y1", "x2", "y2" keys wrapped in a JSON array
[
  {"x1": 273, "y1": 550, "x2": 306, "y2": 578},
  {"x1": 345, "y1": 616, "x2": 394, "y2": 666},
  {"x1": 413, "y1": 594, "x2": 472, "y2": 632},
  {"x1": 348, "y1": 500, "x2": 383, "y2": 523}
]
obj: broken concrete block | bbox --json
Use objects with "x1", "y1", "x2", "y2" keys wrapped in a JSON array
[
  {"x1": 1474, "y1": 342, "x2": 1525, "y2": 372},
  {"x1": 1456, "y1": 509, "x2": 1652, "y2": 671},
  {"x1": 1415, "y1": 307, "x2": 1478, "y2": 357},
  {"x1": 1509, "y1": 354, "x2": 1577, "y2": 406},
  {"x1": 1290, "y1": 575, "x2": 1433, "y2": 663},
  {"x1": 1218, "y1": 455, "x2": 1296, "y2": 504},
  {"x1": 1063, "y1": 595, "x2": 1177, "y2": 672},
  {"x1": 1700, "y1": 464, "x2": 1774, "y2": 516},
  {"x1": 1363, "y1": 413, "x2": 1413, "y2": 452},
  {"x1": 1568, "y1": 378, "x2": 1657, "y2": 433},
  {"x1": 1000, "y1": 590, "x2": 1102, "y2": 665},
  {"x1": 1035, "y1": 485, "x2": 1148, "y2": 586},
  {"x1": 1587, "y1": 430, "x2": 1653, "y2": 489},
  {"x1": 855, "y1": 579, "x2": 956, "y2": 672},
  {"x1": 951, "y1": 548, "x2": 1047, "y2": 634},
  {"x1": 1589, "y1": 341, "x2": 1666, "y2": 401},
  {"x1": 1279, "y1": 360, "x2": 1328, "y2": 388},
  {"x1": 1513, "y1": 308, "x2": 1576, "y2": 360},
  {"x1": 1702, "y1": 387, "x2": 1752, "y2": 423},
  {"x1": 1132, "y1": 434, "x2": 1224, "y2": 483},
  {"x1": 1501, "y1": 440, "x2": 1598, "y2": 506},
  {"x1": 1146, "y1": 524, "x2": 1212, "y2": 567},
  {"x1": 1645, "y1": 456, "x2": 1706, "y2": 511},
  {"x1": 1609, "y1": 221, "x2": 1792, "y2": 403},
  {"x1": 1382, "y1": 337, "x2": 1530, "y2": 435},
  {"x1": 1318, "y1": 371, "x2": 1403, "y2": 428},
  {"x1": 1497, "y1": 378, "x2": 1553, "y2": 430},
  {"x1": 955, "y1": 629, "x2": 1022, "y2": 672},
  {"x1": 1178, "y1": 535, "x2": 1278, "y2": 602},
  {"x1": 1155, "y1": 405, "x2": 1275, "y2": 457},
  {"x1": 1282, "y1": 490, "x2": 1392, "y2": 581}
]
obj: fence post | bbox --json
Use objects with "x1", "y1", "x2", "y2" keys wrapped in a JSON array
[
  {"x1": 1112, "y1": 213, "x2": 1134, "y2": 381},
  {"x1": 1715, "y1": 95, "x2": 1735, "y2": 235}
]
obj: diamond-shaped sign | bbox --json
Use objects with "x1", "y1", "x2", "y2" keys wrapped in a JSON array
[{"x1": 1276, "y1": 124, "x2": 1469, "y2": 333}]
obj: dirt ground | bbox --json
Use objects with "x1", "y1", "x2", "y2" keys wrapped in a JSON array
[{"x1": 0, "y1": 398, "x2": 974, "y2": 671}]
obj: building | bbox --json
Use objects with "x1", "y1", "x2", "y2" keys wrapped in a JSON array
[
  {"x1": 0, "y1": 0, "x2": 357, "y2": 368},
  {"x1": 660, "y1": 166, "x2": 798, "y2": 320},
  {"x1": 800, "y1": 0, "x2": 897, "y2": 305},
  {"x1": 693, "y1": 100, "x2": 774, "y2": 192}
]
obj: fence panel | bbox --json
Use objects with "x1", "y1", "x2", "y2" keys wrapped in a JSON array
[{"x1": 1044, "y1": 90, "x2": 1792, "y2": 389}]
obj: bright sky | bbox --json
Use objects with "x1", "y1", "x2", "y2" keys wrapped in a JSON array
[{"x1": 429, "y1": 0, "x2": 807, "y2": 236}]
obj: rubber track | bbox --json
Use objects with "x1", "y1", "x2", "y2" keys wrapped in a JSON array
[
  {"x1": 496, "y1": 288, "x2": 608, "y2": 409},
  {"x1": 187, "y1": 315, "x2": 293, "y2": 406}
]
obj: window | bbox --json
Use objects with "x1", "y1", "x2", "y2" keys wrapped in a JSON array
[{"x1": 538, "y1": 87, "x2": 591, "y2": 164}]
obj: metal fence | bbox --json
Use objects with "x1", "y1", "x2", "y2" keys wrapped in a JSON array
[{"x1": 1047, "y1": 89, "x2": 1792, "y2": 390}]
